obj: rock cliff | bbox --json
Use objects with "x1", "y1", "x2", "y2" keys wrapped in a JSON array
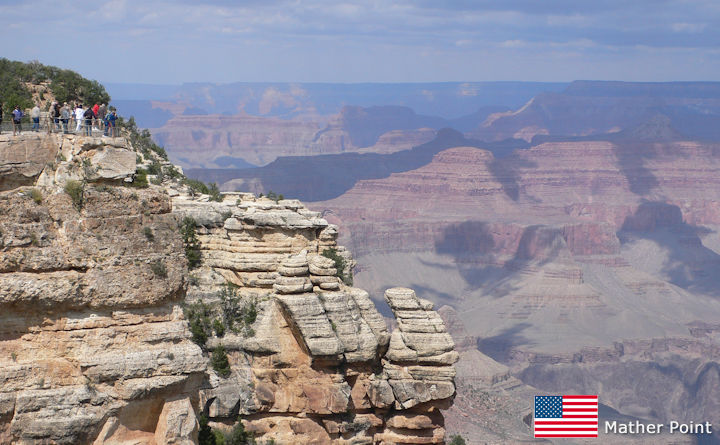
[{"x1": 0, "y1": 133, "x2": 457, "y2": 444}]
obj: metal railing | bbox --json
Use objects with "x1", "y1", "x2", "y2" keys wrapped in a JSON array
[{"x1": 0, "y1": 114, "x2": 119, "y2": 137}]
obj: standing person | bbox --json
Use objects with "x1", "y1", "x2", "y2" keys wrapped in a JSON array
[
  {"x1": 97, "y1": 103, "x2": 106, "y2": 131},
  {"x1": 60, "y1": 103, "x2": 70, "y2": 134},
  {"x1": 106, "y1": 109, "x2": 117, "y2": 137},
  {"x1": 49, "y1": 102, "x2": 58, "y2": 131},
  {"x1": 53, "y1": 102, "x2": 61, "y2": 131},
  {"x1": 12, "y1": 105, "x2": 24, "y2": 135},
  {"x1": 31, "y1": 104, "x2": 40, "y2": 131},
  {"x1": 92, "y1": 103, "x2": 99, "y2": 129},
  {"x1": 74, "y1": 104, "x2": 84, "y2": 133},
  {"x1": 83, "y1": 106, "x2": 95, "y2": 136}
]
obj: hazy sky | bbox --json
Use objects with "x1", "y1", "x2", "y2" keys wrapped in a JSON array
[{"x1": 1, "y1": 0, "x2": 718, "y2": 84}]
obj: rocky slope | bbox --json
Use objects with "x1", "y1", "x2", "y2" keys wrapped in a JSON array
[{"x1": 0, "y1": 133, "x2": 457, "y2": 444}]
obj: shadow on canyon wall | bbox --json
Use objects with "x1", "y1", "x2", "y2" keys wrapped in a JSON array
[
  {"x1": 619, "y1": 202, "x2": 720, "y2": 297},
  {"x1": 188, "y1": 129, "x2": 531, "y2": 201}
]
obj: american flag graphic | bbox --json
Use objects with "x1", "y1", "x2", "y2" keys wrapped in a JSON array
[{"x1": 534, "y1": 395, "x2": 598, "y2": 438}]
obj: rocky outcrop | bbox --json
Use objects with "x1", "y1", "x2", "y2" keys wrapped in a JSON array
[
  {"x1": 0, "y1": 133, "x2": 457, "y2": 444},
  {"x1": 175, "y1": 194, "x2": 457, "y2": 444}
]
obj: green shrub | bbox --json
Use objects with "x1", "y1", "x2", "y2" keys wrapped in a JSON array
[
  {"x1": 181, "y1": 217, "x2": 201, "y2": 269},
  {"x1": 218, "y1": 283, "x2": 256, "y2": 336},
  {"x1": 321, "y1": 248, "x2": 353, "y2": 285},
  {"x1": 0, "y1": 58, "x2": 110, "y2": 109},
  {"x1": 213, "y1": 430, "x2": 226, "y2": 445},
  {"x1": 225, "y1": 418, "x2": 254, "y2": 445},
  {"x1": 64, "y1": 180, "x2": 84, "y2": 210},
  {"x1": 198, "y1": 414, "x2": 216, "y2": 445},
  {"x1": 448, "y1": 435, "x2": 467, "y2": 445},
  {"x1": 183, "y1": 178, "x2": 210, "y2": 196},
  {"x1": 265, "y1": 191, "x2": 284, "y2": 203},
  {"x1": 184, "y1": 300, "x2": 213, "y2": 347},
  {"x1": 127, "y1": 168, "x2": 149, "y2": 188},
  {"x1": 150, "y1": 260, "x2": 167, "y2": 278},
  {"x1": 147, "y1": 160, "x2": 162, "y2": 175},
  {"x1": 29, "y1": 188, "x2": 42, "y2": 204},
  {"x1": 208, "y1": 182, "x2": 223, "y2": 202},
  {"x1": 165, "y1": 165, "x2": 183, "y2": 179},
  {"x1": 213, "y1": 319, "x2": 225, "y2": 338},
  {"x1": 143, "y1": 226, "x2": 154, "y2": 242},
  {"x1": 211, "y1": 345, "x2": 231, "y2": 378}
]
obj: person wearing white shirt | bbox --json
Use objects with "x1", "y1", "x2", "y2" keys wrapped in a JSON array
[{"x1": 75, "y1": 104, "x2": 84, "y2": 133}]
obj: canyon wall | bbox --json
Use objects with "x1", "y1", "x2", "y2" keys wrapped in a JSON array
[{"x1": 0, "y1": 133, "x2": 457, "y2": 444}]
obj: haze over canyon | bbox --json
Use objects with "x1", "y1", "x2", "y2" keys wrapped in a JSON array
[{"x1": 109, "y1": 80, "x2": 720, "y2": 443}]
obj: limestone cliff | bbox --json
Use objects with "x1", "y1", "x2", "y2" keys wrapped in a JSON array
[{"x1": 0, "y1": 133, "x2": 457, "y2": 444}]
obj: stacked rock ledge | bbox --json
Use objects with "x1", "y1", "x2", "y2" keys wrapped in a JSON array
[{"x1": 0, "y1": 131, "x2": 457, "y2": 444}]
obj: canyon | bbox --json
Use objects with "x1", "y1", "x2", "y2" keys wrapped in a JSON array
[{"x1": 169, "y1": 81, "x2": 720, "y2": 443}]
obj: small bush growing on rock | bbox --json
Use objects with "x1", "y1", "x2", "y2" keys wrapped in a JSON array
[
  {"x1": 321, "y1": 247, "x2": 353, "y2": 285},
  {"x1": 165, "y1": 164, "x2": 182, "y2": 179},
  {"x1": 211, "y1": 345, "x2": 231, "y2": 378},
  {"x1": 29, "y1": 188, "x2": 42, "y2": 204},
  {"x1": 127, "y1": 168, "x2": 149, "y2": 188},
  {"x1": 265, "y1": 191, "x2": 283, "y2": 203},
  {"x1": 150, "y1": 260, "x2": 167, "y2": 278},
  {"x1": 143, "y1": 227, "x2": 154, "y2": 242},
  {"x1": 147, "y1": 160, "x2": 162, "y2": 175},
  {"x1": 184, "y1": 301, "x2": 213, "y2": 347},
  {"x1": 181, "y1": 217, "x2": 201, "y2": 269},
  {"x1": 208, "y1": 182, "x2": 223, "y2": 202},
  {"x1": 224, "y1": 418, "x2": 254, "y2": 445},
  {"x1": 448, "y1": 435, "x2": 467, "y2": 445},
  {"x1": 64, "y1": 180, "x2": 84, "y2": 210},
  {"x1": 213, "y1": 319, "x2": 225, "y2": 338},
  {"x1": 183, "y1": 178, "x2": 210, "y2": 196},
  {"x1": 219, "y1": 283, "x2": 257, "y2": 337},
  {"x1": 198, "y1": 415, "x2": 216, "y2": 445}
]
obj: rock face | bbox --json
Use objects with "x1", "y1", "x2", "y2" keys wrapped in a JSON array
[
  {"x1": 0, "y1": 134, "x2": 457, "y2": 444},
  {"x1": 175, "y1": 194, "x2": 457, "y2": 444}
]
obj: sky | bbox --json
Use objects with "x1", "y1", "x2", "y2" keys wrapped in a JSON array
[{"x1": 1, "y1": 0, "x2": 719, "y2": 84}]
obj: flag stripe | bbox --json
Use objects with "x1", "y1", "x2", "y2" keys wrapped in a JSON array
[{"x1": 536, "y1": 434, "x2": 598, "y2": 438}]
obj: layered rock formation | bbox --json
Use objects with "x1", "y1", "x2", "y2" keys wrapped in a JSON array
[
  {"x1": 174, "y1": 192, "x2": 458, "y2": 444},
  {"x1": 153, "y1": 112, "x2": 437, "y2": 169},
  {"x1": 0, "y1": 132, "x2": 457, "y2": 444},
  {"x1": 309, "y1": 138, "x2": 720, "y2": 442}
]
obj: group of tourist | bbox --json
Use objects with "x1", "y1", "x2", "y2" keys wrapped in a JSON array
[{"x1": 0, "y1": 101, "x2": 118, "y2": 136}]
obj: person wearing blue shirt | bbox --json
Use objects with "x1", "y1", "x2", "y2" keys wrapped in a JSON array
[
  {"x1": 12, "y1": 106, "x2": 24, "y2": 136},
  {"x1": 106, "y1": 110, "x2": 117, "y2": 137}
]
